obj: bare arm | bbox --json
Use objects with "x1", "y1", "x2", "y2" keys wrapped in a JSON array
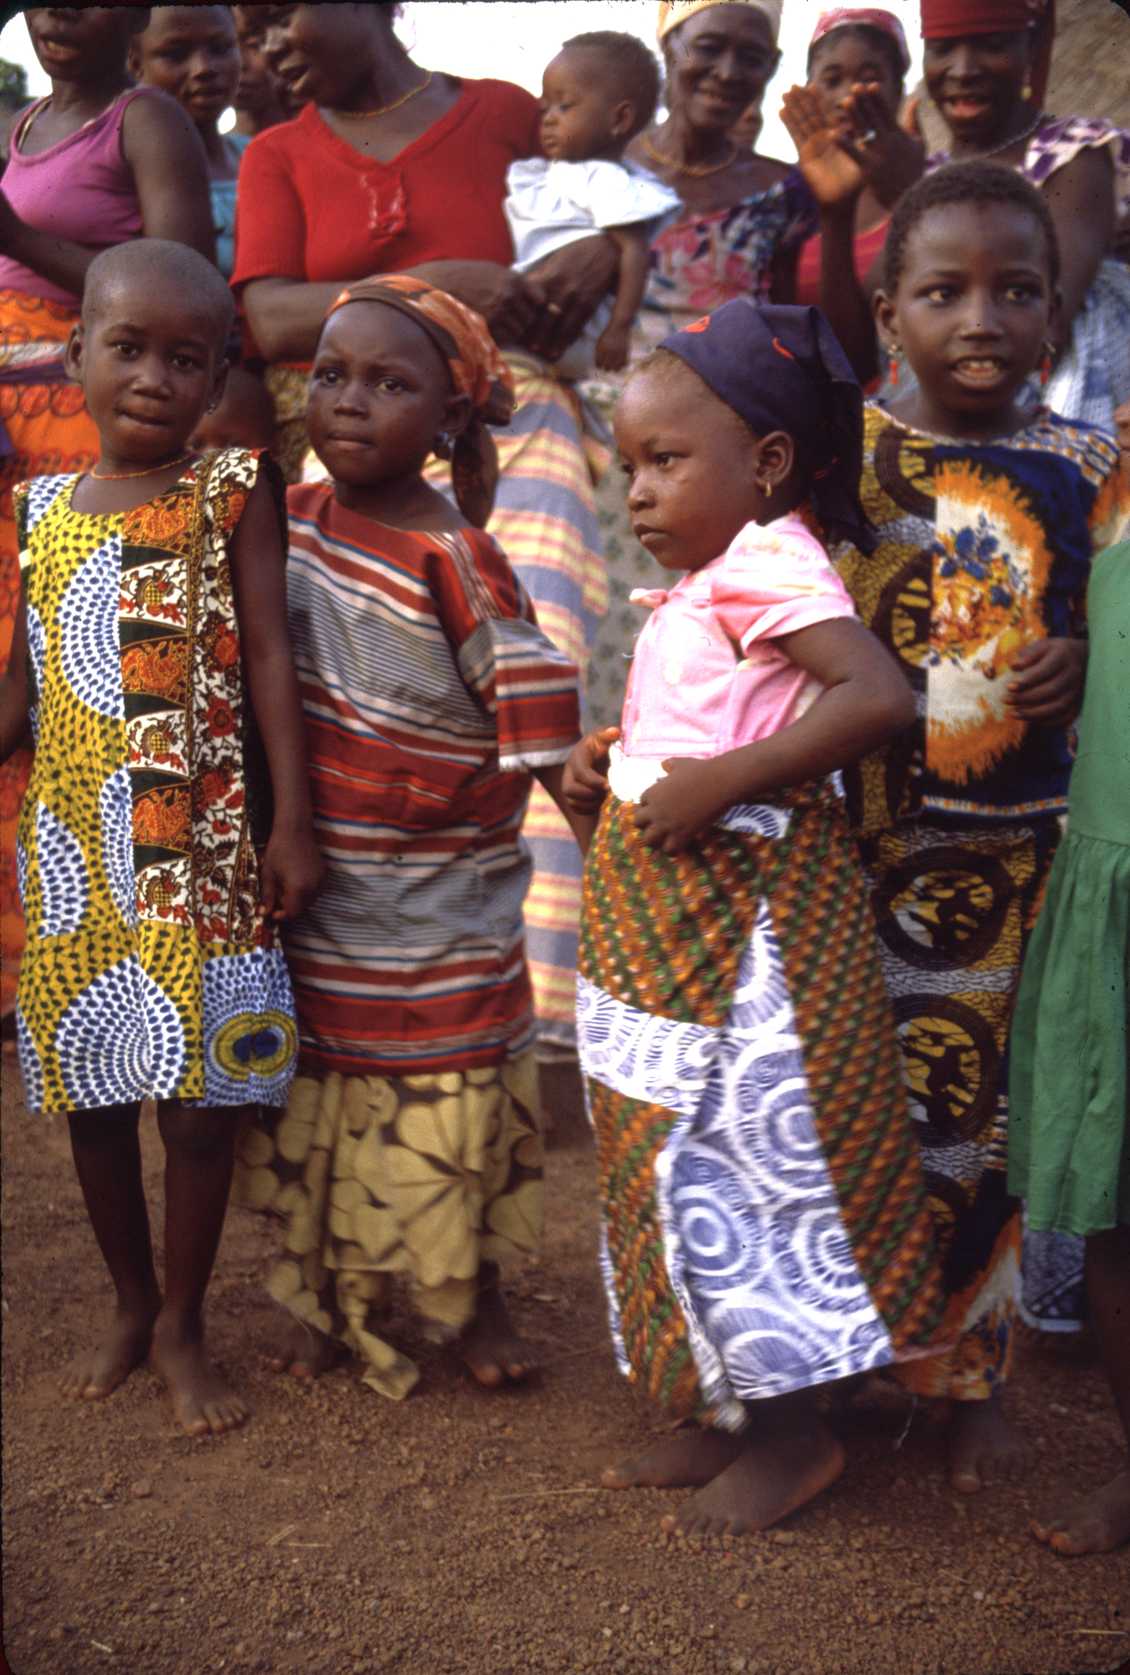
[
  {"x1": 632, "y1": 618, "x2": 914, "y2": 853},
  {"x1": 594, "y1": 226, "x2": 649, "y2": 371},
  {"x1": 228, "y1": 472, "x2": 322, "y2": 920},
  {"x1": 1041, "y1": 147, "x2": 1114, "y2": 350},
  {"x1": 0, "y1": 586, "x2": 31, "y2": 764},
  {"x1": 534, "y1": 759, "x2": 596, "y2": 854},
  {"x1": 0, "y1": 89, "x2": 215, "y2": 297}
]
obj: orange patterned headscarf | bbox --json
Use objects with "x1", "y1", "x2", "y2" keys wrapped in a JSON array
[{"x1": 324, "y1": 274, "x2": 514, "y2": 528}]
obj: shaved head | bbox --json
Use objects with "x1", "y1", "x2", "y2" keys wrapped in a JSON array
[{"x1": 83, "y1": 239, "x2": 235, "y2": 351}]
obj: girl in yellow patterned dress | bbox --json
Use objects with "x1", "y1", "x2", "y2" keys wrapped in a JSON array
[
  {"x1": 833, "y1": 163, "x2": 1130, "y2": 1494},
  {"x1": 0, "y1": 240, "x2": 322, "y2": 1438}
]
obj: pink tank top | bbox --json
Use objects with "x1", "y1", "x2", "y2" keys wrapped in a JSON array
[{"x1": 0, "y1": 87, "x2": 159, "y2": 309}]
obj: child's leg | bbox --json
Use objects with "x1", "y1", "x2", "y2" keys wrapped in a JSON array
[
  {"x1": 1032, "y1": 1225, "x2": 1130, "y2": 1555},
  {"x1": 60, "y1": 1103, "x2": 161, "y2": 1399},
  {"x1": 461, "y1": 1261, "x2": 537, "y2": 1388},
  {"x1": 655, "y1": 1393, "x2": 845, "y2": 1538},
  {"x1": 149, "y1": 1101, "x2": 247, "y2": 1437},
  {"x1": 948, "y1": 1389, "x2": 1028, "y2": 1494}
]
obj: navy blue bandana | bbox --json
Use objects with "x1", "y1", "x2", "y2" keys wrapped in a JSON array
[{"x1": 659, "y1": 299, "x2": 874, "y2": 552}]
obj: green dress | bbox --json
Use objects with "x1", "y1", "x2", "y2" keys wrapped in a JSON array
[{"x1": 1008, "y1": 540, "x2": 1130, "y2": 1234}]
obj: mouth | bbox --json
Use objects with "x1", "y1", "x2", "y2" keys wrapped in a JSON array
[
  {"x1": 35, "y1": 34, "x2": 82, "y2": 64},
  {"x1": 325, "y1": 434, "x2": 373, "y2": 449},
  {"x1": 696, "y1": 84, "x2": 746, "y2": 116},
  {"x1": 950, "y1": 356, "x2": 1010, "y2": 387},
  {"x1": 275, "y1": 61, "x2": 311, "y2": 95},
  {"x1": 941, "y1": 93, "x2": 994, "y2": 123},
  {"x1": 632, "y1": 525, "x2": 665, "y2": 550},
  {"x1": 120, "y1": 410, "x2": 174, "y2": 431}
]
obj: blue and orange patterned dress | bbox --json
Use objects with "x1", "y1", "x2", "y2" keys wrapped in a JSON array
[
  {"x1": 834, "y1": 404, "x2": 1130, "y2": 1394},
  {"x1": 13, "y1": 447, "x2": 296, "y2": 1116}
]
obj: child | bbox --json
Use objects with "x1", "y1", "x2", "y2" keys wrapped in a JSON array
[
  {"x1": 232, "y1": 5, "x2": 295, "y2": 138},
  {"x1": 1009, "y1": 538, "x2": 1130, "y2": 1556},
  {"x1": 505, "y1": 31, "x2": 679, "y2": 376},
  {"x1": 564, "y1": 298, "x2": 948, "y2": 1537},
  {"x1": 0, "y1": 239, "x2": 322, "y2": 1437},
  {"x1": 130, "y1": 6, "x2": 250, "y2": 278},
  {"x1": 234, "y1": 275, "x2": 585, "y2": 1399},
  {"x1": 190, "y1": 365, "x2": 277, "y2": 455},
  {"x1": 833, "y1": 162, "x2": 1130, "y2": 1493}
]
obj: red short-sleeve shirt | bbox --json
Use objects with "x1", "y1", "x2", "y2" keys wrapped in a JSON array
[{"x1": 232, "y1": 78, "x2": 540, "y2": 289}]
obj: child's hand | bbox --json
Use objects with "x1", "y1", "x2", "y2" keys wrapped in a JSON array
[
  {"x1": 1115, "y1": 400, "x2": 1130, "y2": 455},
  {"x1": 260, "y1": 828, "x2": 324, "y2": 922},
  {"x1": 1006, "y1": 637, "x2": 1088, "y2": 724},
  {"x1": 632, "y1": 757, "x2": 733, "y2": 854},
  {"x1": 595, "y1": 322, "x2": 631, "y2": 372},
  {"x1": 563, "y1": 726, "x2": 620, "y2": 813}
]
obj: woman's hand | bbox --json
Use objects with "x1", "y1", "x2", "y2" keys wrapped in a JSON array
[
  {"x1": 1006, "y1": 638, "x2": 1088, "y2": 724},
  {"x1": 259, "y1": 827, "x2": 324, "y2": 922},
  {"x1": 632, "y1": 757, "x2": 735, "y2": 854},
  {"x1": 563, "y1": 725, "x2": 620, "y2": 814},
  {"x1": 836, "y1": 84, "x2": 925, "y2": 208},
  {"x1": 781, "y1": 86, "x2": 865, "y2": 210},
  {"x1": 522, "y1": 235, "x2": 619, "y2": 362}
]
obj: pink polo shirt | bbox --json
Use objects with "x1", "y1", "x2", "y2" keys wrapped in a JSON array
[{"x1": 614, "y1": 515, "x2": 856, "y2": 792}]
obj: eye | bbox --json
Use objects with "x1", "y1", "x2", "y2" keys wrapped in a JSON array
[
  {"x1": 112, "y1": 340, "x2": 140, "y2": 358},
  {"x1": 312, "y1": 366, "x2": 340, "y2": 385},
  {"x1": 173, "y1": 353, "x2": 203, "y2": 372},
  {"x1": 923, "y1": 284, "x2": 957, "y2": 304},
  {"x1": 1003, "y1": 282, "x2": 1041, "y2": 304},
  {"x1": 376, "y1": 375, "x2": 406, "y2": 393}
]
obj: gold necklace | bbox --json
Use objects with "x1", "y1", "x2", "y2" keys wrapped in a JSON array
[
  {"x1": 341, "y1": 71, "x2": 433, "y2": 121},
  {"x1": 642, "y1": 132, "x2": 739, "y2": 178},
  {"x1": 90, "y1": 453, "x2": 194, "y2": 482}
]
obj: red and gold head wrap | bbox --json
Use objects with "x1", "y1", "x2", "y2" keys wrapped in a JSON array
[
  {"x1": 323, "y1": 274, "x2": 514, "y2": 528},
  {"x1": 809, "y1": 8, "x2": 912, "y2": 76},
  {"x1": 920, "y1": 0, "x2": 1055, "y2": 107}
]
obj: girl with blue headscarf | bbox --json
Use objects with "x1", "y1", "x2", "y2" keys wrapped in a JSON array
[{"x1": 562, "y1": 299, "x2": 949, "y2": 1537}]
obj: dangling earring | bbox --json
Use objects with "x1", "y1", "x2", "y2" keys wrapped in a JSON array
[
  {"x1": 1022, "y1": 79, "x2": 1033, "y2": 102},
  {"x1": 434, "y1": 430, "x2": 454, "y2": 460},
  {"x1": 888, "y1": 345, "x2": 901, "y2": 387},
  {"x1": 1038, "y1": 340, "x2": 1054, "y2": 387}
]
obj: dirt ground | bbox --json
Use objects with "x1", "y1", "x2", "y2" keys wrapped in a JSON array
[{"x1": 2, "y1": 1069, "x2": 1128, "y2": 1675}]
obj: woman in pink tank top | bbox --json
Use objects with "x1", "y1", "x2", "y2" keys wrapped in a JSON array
[{"x1": 0, "y1": 6, "x2": 214, "y2": 1043}]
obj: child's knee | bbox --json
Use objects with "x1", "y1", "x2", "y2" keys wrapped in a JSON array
[{"x1": 157, "y1": 1104, "x2": 236, "y2": 1159}]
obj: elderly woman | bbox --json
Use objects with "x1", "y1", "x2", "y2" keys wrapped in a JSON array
[{"x1": 231, "y1": 0, "x2": 612, "y2": 1195}]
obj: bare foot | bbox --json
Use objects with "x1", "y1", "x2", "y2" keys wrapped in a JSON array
[
  {"x1": 1031, "y1": 1468, "x2": 1130, "y2": 1556},
  {"x1": 58, "y1": 1305, "x2": 156, "y2": 1401},
  {"x1": 150, "y1": 1318, "x2": 248, "y2": 1437},
  {"x1": 661, "y1": 1419, "x2": 845, "y2": 1537},
  {"x1": 462, "y1": 1281, "x2": 537, "y2": 1389},
  {"x1": 949, "y1": 1391, "x2": 1027, "y2": 1493},
  {"x1": 266, "y1": 1317, "x2": 344, "y2": 1381},
  {"x1": 602, "y1": 1428, "x2": 745, "y2": 1489}
]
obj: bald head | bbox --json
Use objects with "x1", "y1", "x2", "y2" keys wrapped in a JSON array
[{"x1": 83, "y1": 239, "x2": 235, "y2": 352}]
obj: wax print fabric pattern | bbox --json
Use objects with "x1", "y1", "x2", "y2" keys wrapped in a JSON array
[
  {"x1": 13, "y1": 449, "x2": 297, "y2": 1115},
  {"x1": 834, "y1": 403, "x2": 1130, "y2": 1393}
]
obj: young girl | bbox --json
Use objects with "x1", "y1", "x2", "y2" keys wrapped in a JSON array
[
  {"x1": 505, "y1": 31, "x2": 679, "y2": 375},
  {"x1": 833, "y1": 161, "x2": 1130, "y2": 1493},
  {"x1": 0, "y1": 238, "x2": 322, "y2": 1438},
  {"x1": 564, "y1": 298, "x2": 948, "y2": 1537},
  {"x1": 235, "y1": 276, "x2": 584, "y2": 1399},
  {"x1": 0, "y1": 4, "x2": 214, "y2": 1048},
  {"x1": 130, "y1": 6, "x2": 249, "y2": 279},
  {"x1": 1009, "y1": 537, "x2": 1130, "y2": 1557}
]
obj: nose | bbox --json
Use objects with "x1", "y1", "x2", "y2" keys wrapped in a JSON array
[
  {"x1": 626, "y1": 473, "x2": 653, "y2": 512},
  {"x1": 130, "y1": 352, "x2": 172, "y2": 395},
  {"x1": 947, "y1": 42, "x2": 982, "y2": 80},
  {"x1": 331, "y1": 379, "x2": 367, "y2": 414},
  {"x1": 262, "y1": 22, "x2": 287, "y2": 69},
  {"x1": 959, "y1": 288, "x2": 1004, "y2": 337}
]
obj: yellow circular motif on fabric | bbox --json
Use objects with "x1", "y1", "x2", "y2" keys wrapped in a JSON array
[{"x1": 211, "y1": 1010, "x2": 297, "y2": 1082}]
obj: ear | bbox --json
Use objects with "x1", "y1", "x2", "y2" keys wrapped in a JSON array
[
  {"x1": 440, "y1": 391, "x2": 473, "y2": 440},
  {"x1": 206, "y1": 358, "x2": 230, "y2": 415},
  {"x1": 609, "y1": 99, "x2": 636, "y2": 141},
  {"x1": 873, "y1": 288, "x2": 898, "y2": 352},
  {"x1": 752, "y1": 429, "x2": 795, "y2": 493},
  {"x1": 64, "y1": 323, "x2": 85, "y2": 386},
  {"x1": 126, "y1": 39, "x2": 143, "y2": 79}
]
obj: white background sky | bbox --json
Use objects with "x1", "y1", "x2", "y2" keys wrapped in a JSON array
[{"x1": 0, "y1": 2, "x2": 924, "y2": 162}]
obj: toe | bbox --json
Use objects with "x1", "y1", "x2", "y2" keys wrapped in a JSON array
[{"x1": 949, "y1": 1463, "x2": 983, "y2": 1494}]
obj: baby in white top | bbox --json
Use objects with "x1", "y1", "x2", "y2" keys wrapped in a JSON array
[{"x1": 506, "y1": 32, "x2": 680, "y2": 379}]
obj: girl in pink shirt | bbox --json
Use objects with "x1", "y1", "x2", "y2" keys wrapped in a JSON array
[{"x1": 564, "y1": 299, "x2": 947, "y2": 1539}]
